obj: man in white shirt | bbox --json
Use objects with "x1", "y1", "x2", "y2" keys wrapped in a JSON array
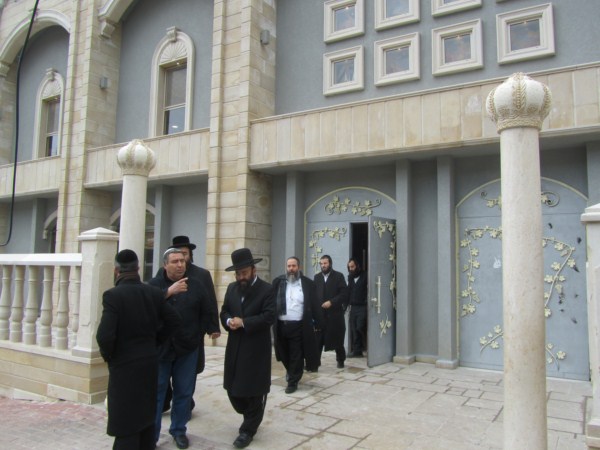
[{"x1": 272, "y1": 257, "x2": 323, "y2": 394}]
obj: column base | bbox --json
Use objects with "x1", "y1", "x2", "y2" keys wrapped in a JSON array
[{"x1": 586, "y1": 418, "x2": 600, "y2": 448}]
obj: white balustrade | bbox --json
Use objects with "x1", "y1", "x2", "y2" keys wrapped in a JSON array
[{"x1": 0, "y1": 253, "x2": 82, "y2": 350}]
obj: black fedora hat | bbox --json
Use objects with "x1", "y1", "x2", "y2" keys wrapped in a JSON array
[
  {"x1": 225, "y1": 248, "x2": 263, "y2": 271},
  {"x1": 169, "y1": 235, "x2": 196, "y2": 250}
]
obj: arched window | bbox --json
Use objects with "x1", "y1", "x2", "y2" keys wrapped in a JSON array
[
  {"x1": 149, "y1": 27, "x2": 195, "y2": 137},
  {"x1": 33, "y1": 68, "x2": 65, "y2": 158}
]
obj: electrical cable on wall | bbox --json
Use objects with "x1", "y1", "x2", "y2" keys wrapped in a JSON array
[{"x1": 1, "y1": 0, "x2": 41, "y2": 246}]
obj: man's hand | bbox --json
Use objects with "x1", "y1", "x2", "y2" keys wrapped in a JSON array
[
  {"x1": 167, "y1": 277, "x2": 188, "y2": 297},
  {"x1": 322, "y1": 300, "x2": 332, "y2": 309},
  {"x1": 210, "y1": 332, "x2": 221, "y2": 339},
  {"x1": 228, "y1": 317, "x2": 244, "y2": 330}
]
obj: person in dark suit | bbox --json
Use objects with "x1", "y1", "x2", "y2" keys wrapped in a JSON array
[
  {"x1": 96, "y1": 249, "x2": 181, "y2": 450},
  {"x1": 220, "y1": 248, "x2": 276, "y2": 449},
  {"x1": 314, "y1": 255, "x2": 348, "y2": 368},
  {"x1": 272, "y1": 256, "x2": 323, "y2": 394},
  {"x1": 148, "y1": 248, "x2": 220, "y2": 449},
  {"x1": 156, "y1": 235, "x2": 219, "y2": 412},
  {"x1": 347, "y1": 258, "x2": 368, "y2": 357}
]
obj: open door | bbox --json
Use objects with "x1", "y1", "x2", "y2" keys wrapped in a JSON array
[{"x1": 367, "y1": 216, "x2": 396, "y2": 367}]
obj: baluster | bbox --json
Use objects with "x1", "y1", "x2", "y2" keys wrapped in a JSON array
[
  {"x1": 23, "y1": 266, "x2": 40, "y2": 344},
  {"x1": 69, "y1": 266, "x2": 81, "y2": 348},
  {"x1": 54, "y1": 266, "x2": 70, "y2": 350},
  {"x1": 0, "y1": 265, "x2": 13, "y2": 340},
  {"x1": 38, "y1": 266, "x2": 54, "y2": 347},
  {"x1": 10, "y1": 265, "x2": 25, "y2": 342}
]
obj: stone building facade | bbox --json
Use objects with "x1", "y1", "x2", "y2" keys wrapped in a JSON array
[{"x1": 0, "y1": 0, "x2": 599, "y2": 380}]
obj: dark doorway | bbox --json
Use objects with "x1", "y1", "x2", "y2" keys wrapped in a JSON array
[{"x1": 350, "y1": 222, "x2": 368, "y2": 272}]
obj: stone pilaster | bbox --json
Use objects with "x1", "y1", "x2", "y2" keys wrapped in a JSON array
[
  {"x1": 55, "y1": 0, "x2": 121, "y2": 252},
  {"x1": 486, "y1": 73, "x2": 552, "y2": 450},
  {"x1": 208, "y1": 0, "x2": 275, "y2": 297}
]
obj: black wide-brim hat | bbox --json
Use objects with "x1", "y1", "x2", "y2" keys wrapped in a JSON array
[
  {"x1": 225, "y1": 248, "x2": 263, "y2": 271},
  {"x1": 169, "y1": 235, "x2": 196, "y2": 250}
]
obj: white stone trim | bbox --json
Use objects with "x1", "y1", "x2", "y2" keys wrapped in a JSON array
[
  {"x1": 323, "y1": 46, "x2": 364, "y2": 96},
  {"x1": 374, "y1": 33, "x2": 420, "y2": 86},
  {"x1": 432, "y1": 19, "x2": 483, "y2": 76},
  {"x1": 496, "y1": 3, "x2": 555, "y2": 65},
  {"x1": 148, "y1": 27, "x2": 195, "y2": 137},
  {"x1": 32, "y1": 68, "x2": 65, "y2": 158},
  {"x1": 431, "y1": 0, "x2": 481, "y2": 17},
  {"x1": 374, "y1": 0, "x2": 419, "y2": 31},
  {"x1": 324, "y1": 0, "x2": 364, "y2": 43}
]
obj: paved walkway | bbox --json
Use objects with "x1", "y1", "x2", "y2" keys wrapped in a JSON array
[{"x1": 0, "y1": 346, "x2": 592, "y2": 449}]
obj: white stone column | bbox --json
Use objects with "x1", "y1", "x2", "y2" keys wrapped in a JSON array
[
  {"x1": 116, "y1": 140, "x2": 156, "y2": 264},
  {"x1": 486, "y1": 73, "x2": 552, "y2": 450},
  {"x1": 72, "y1": 227, "x2": 119, "y2": 358},
  {"x1": 582, "y1": 203, "x2": 600, "y2": 448}
]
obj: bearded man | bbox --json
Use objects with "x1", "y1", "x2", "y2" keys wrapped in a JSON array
[
  {"x1": 220, "y1": 248, "x2": 276, "y2": 449},
  {"x1": 272, "y1": 256, "x2": 323, "y2": 394}
]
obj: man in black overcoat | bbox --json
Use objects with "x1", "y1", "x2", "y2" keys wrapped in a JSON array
[
  {"x1": 272, "y1": 256, "x2": 323, "y2": 394},
  {"x1": 347, "y1": 257, "x2": 368, "y2": 357},
  {"x1": 220, "y1": 248, "x2": 276, "y2": 449},
  {"x1": 155, "y1": 235, "x2": 219, "y2": 412},
  {"x1": 97, "y1": 249, "x2": 181, "y2": 450},
  {"x1": 149, "y1": 248, "x2": 220, "y2": 449},
  {"x1": 314, "y1": 255, "x2": 348, "y2": 368}
]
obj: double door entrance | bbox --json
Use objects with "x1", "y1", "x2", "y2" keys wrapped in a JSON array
[{"x1": 305, "y1": 188, "x2": 396, "y2": 367}]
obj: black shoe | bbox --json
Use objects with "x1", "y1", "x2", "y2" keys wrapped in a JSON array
[
  {"x1": 285, "y1": 384, "x2": 297, "y2": 394},
  {"x1": 173, "y1": 434, "x2": 189, "y2": 449},
  {"x1": 233, "y1": 432, "x2": 253, "y2": 448},
  {"x1": 337, "y1": 361, "x2": 344, "y2": 368},
  {"x1": 306, "y1": 368, "x2": 318, "y2": 373}
]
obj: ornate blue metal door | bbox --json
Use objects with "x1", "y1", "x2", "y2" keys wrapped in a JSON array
[{"x1": 457, "y1": 179, "x2": 588, "y2": 380}]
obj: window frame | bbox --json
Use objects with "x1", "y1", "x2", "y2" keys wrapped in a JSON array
[
  {"x1": 374, "y1": 33, "x2": 420, "y2": 86},
  {"x1": 149, "y1": 27, "x2": 195, "y2": 137},
  {"x1": 496, "y1": 3, "x2": 555, "y2": 65},
  {"x1": 432, "y1": 0, "x2": 481, "y2": 17},
  {"x1": 323, "y1": 46, "x2": 364, "y2": 96},
  {"x1": 432, "y1": 19, "x2": 483, "y2": 76},
  {"x1": 33, "y1": 68, "x2": 64, "y2": 158},
  {"x1": 374, "y1": 0, "x2": 420, "y2": 31},
  {"x1": 324, "y1": 0, "x2": 365, "y2": 43}
]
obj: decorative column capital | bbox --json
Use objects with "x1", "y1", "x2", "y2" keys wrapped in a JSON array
[
  {"x1": 117, "y1": 139, "x2": 156, "y2": 176},
  {"x1": 486, "y1": 72, "x2": 552, "y2": 133}
]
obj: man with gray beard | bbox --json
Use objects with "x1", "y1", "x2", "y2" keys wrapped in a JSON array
[{"x1": 272, "y1": 257, "x2": 323, "y2": 394}]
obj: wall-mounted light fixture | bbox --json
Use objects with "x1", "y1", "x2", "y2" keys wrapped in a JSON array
[
  {"x1": 99, "y1": 76, "x2": 109, "y2": 90},
  {"x1": 260, "y1": 29, "x2": 270, "y2": 45}
]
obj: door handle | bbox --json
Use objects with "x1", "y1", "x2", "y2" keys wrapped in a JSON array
[{"x1": 370, "y1": 275, "x2": 381, "y2": 314}]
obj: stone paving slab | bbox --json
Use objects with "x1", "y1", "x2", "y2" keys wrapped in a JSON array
[{"x1": 0, "y1": 346, "x2": 592, "y2": 449}]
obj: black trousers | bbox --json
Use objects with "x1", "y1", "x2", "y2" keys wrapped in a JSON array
[
  {"x1": 277, "y1": 320, "x2": 304, "y2": 386},
  {"x1": 112, "y1": 424, "x2": 155, "y2": 450},
  {"x1": 228, "y1": 393, "x2": 268, "y2": 436},
  {"x1": 349, "y1": 305, "x2": 367, "y2": 354}
]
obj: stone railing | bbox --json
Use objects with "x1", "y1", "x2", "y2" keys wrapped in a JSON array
[{"x1": 0, "y1": 228, "x2": 118, "y2": 404}]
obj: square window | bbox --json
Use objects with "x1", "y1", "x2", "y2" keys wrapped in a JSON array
[
  {"x1": 375, "y1": 0, "x2": 419, "y2": 30},
  {"x1": 324, "y1": 0, "x2": 364, "y2": 43},
  {"x1": 323, "y1": 46, "x2": 364, "y2": 95},
  {"x1": 374, "y1": 33, "x2": 420, "y2": 86},
  {"x1": 432, "y1": 0, "x2": 481, "y2": 17},
  {"x1": 432, "y1": 19, "x2": 482, "y2": 76},
  {"x1": 497, "y1": 3, "x2": 554, "y2": 64}
]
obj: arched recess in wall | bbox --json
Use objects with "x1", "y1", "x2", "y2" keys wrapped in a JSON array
[
  {"x1": 0, "y1": 9, "x2": 71, "y2": 73},
  {"x1": 304, "y1": 186, "x2": 396, "y2": 276},
  {"x1": 455, "y1": 177, "x2": 589, "y2": 380},
  {"x1": 110, "y1": 204, "x2": 156, "y2": 280}
]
